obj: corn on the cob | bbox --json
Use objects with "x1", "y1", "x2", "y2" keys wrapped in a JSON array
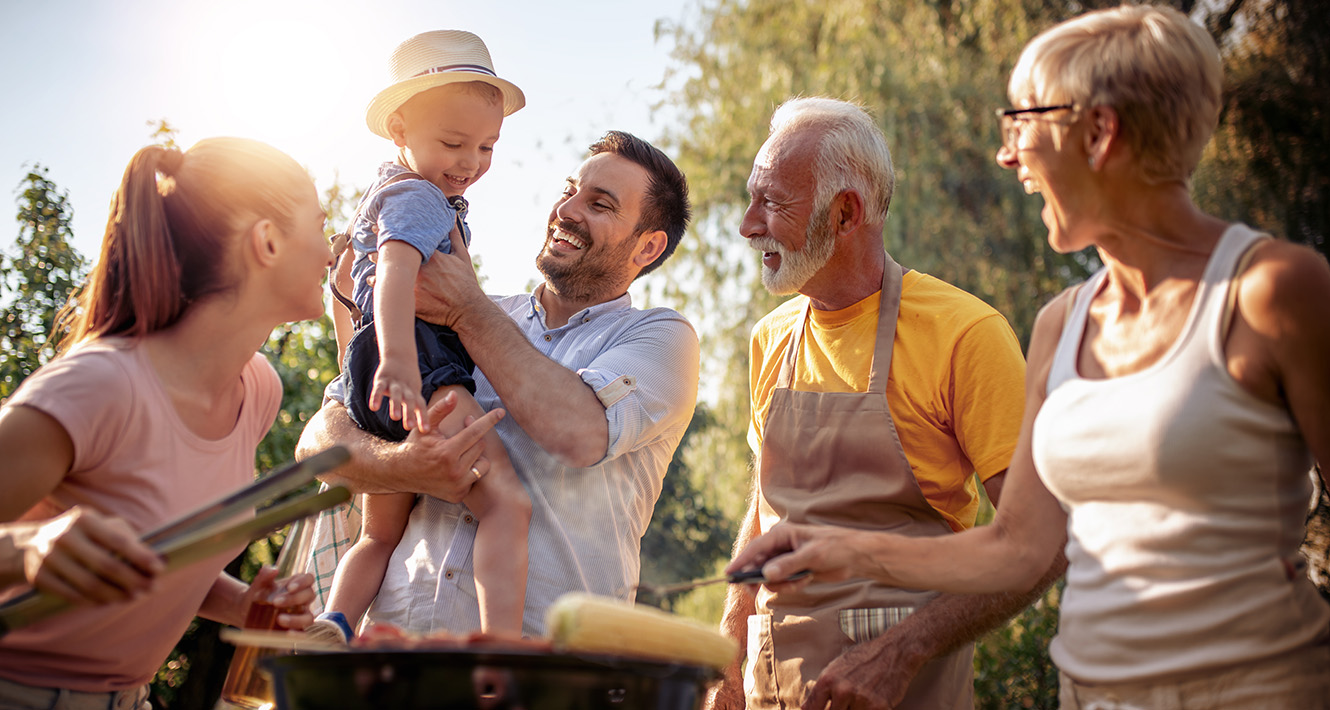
[{"x1": 545, "y1": 593, "x2": 738, "y2": 669}]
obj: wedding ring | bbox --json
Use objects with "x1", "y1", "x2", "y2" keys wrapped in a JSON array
[{"x1": 470, "y1": 466, "x2": 482, "y2": 479}]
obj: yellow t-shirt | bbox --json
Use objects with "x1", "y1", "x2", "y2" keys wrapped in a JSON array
[{"x1": 749, "y1": 270, "x2": 1026, "y2": 531}]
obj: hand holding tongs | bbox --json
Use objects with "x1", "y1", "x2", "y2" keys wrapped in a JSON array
[{"x1": 0, "y1": 446, "x2": 353, "y2": 637}]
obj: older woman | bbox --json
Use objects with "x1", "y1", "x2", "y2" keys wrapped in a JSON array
[{"x1": 731, "y1": 5, "x2": 1330, "y2": 708}]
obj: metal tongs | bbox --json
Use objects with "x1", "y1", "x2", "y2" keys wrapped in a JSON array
[
  {"x1": 634, "y1": 568, "x2": 812, "y2": 598},
  {"x1": 0, "y1": 446, "x2": 353, "y2": 637}
]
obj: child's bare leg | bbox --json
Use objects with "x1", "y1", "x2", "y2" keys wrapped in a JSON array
[
  {"x1": 434, "y1": 384, "x2": 530, "y2": 636},
  {"x1": 323, "y1": 492, "x2": 415, "y2": 631}
]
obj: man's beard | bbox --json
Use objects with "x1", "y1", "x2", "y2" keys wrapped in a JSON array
[
  {"x1": 753, "y1": 201, "x2": 836, "y2": 295},
  {"x1": 536, "y1": 219, "x2": 639, "y2": 302}
]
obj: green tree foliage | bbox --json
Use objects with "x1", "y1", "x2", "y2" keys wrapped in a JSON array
[
  {"x1": 148, "y1": 118, "x2": 181, "y2": 150},
  {"x1": 973, "y1": 582, "x2": 1063, "y2": 709},
  {"x1": 1193, "y1": 0, "x2": 1329, "y2": 259},
  {"x1": 639, "y1": 405, "x2": 737, "y2": 615},
  {"x1": 1306, "y1": 470, "x2": 1330, "y2": 604},
  {"x1": 1, "y1": 166, "x2": 86, "y2": 397}
]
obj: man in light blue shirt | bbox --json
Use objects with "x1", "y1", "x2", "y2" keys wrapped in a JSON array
[{"x1": 298, "y1": 131, "x2": 700, "y2": 637}]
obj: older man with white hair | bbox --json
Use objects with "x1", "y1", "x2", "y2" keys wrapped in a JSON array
[{"x1": 708, "y1": 97, "x2": 1060, "y2": 710}]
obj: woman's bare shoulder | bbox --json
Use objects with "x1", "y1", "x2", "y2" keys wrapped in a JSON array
[{"x1": 1238, "y1": 239, "x2": 1330, "y2": 325}]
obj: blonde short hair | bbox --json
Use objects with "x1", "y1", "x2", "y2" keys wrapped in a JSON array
[
  {"x1": 1009, "y1": 4, "x2": 1222, "y2": 183},
  {"x1": 770, "y1": 97, "x2": 895, "y2": 225}
]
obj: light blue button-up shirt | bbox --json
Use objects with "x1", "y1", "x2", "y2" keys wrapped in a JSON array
[{"x1": 311, "y1": 287, "x2": 700, "y2": 637}]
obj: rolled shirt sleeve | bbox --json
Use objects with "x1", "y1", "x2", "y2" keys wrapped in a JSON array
[{"x1": 576, "y1": 314, "x2": 700, "y2": 464}]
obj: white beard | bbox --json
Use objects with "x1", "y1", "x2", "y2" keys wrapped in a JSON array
[{"x1": 751, "y1": 208, "x2": 835, "y2": 295}]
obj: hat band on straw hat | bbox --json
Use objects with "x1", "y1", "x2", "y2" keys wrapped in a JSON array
[
  {"x1": 365, "y1": 30, "x2": 526, "y2": 138},
  {"x1": 416, "y1": 64, "x2": 498, "y2": 78}
]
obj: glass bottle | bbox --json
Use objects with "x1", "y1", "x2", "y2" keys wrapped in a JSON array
[{"x1": 218, "y1": 517, "x2": 316, "y2": 710}]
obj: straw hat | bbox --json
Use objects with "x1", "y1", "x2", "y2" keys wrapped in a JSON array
[{"x1": 365, "y1": 30, "x2": 525, "y2": 140}]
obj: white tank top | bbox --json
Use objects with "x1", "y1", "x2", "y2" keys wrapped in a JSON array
[{"x1": 1032, "y1": 224, "x2": 1329, "y2": 683}]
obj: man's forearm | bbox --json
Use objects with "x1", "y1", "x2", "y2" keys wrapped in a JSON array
[
  {"x1": 715, "y1": 579, "x2": 757, "y2": 687},
  {"x1": 409, "y1": 249, "x2": 611, "y2": 466},
  {"x1": 452, "y1": 300, "x2": 609, "y2": 467},
  {"x1": 721, "y1": 498, "x2": 762, "y2": 635},
  {"x1": 875, "y1": 549, "x2": 1067, "y2": 665},
  {"x1": 802, "y1": 556, "x2": 1066, "y2": 710},
  {"x1": 298, "y1": 403, "x2": 411, "y2": 495},
  {"x1": 707, "y1": 494, "x2": 762, "y2": 710},
  {"x1": 297, "y1": 401, "x2": 461, "y2": 501},
  {"x1": 297, "y1": 396, "x2": 503, "y2": 503}
]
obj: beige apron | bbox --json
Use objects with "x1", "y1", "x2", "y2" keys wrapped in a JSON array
[{"x1": 747, "y1": 256, "x2": 974, "y2": 710}]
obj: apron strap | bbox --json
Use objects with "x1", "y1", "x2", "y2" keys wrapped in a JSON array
[
  {"x1": 774, "y1": 301, "x2": 810, "y2": 390},
  {"x1": 775, "y1": 253, "x2": 903, "y2": 395},
  {"x1": 868, "y1": 251, "x2": 903, "y2": 395}
]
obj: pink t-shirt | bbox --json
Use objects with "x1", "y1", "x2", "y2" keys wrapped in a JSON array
[{"x1": 0, "y1": 338, "x2": 281, "y2": 691}]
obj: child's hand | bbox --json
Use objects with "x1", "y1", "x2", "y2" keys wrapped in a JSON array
[{"x1": 370, "y1": 357, "x2": 430, "y2": 433}]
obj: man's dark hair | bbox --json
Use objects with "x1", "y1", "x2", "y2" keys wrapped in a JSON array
[{"x1": 587, "y1": 131, "x2": 691, "y2": 276}]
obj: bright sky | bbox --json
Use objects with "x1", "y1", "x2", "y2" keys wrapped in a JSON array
[{"x1": 0, "y1": 0, "x2": 694, "y2": 297}]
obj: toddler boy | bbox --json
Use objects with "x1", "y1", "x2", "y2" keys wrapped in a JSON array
[{"x1": 312, "y1": 29, "x2": 531, "y2": 643}]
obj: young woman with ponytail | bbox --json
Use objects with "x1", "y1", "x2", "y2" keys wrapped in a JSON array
[{"x1": 0, "y1": 138, "x2": 333, "y2": 708}]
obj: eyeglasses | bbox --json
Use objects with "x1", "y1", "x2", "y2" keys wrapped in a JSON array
[{"x1": 995, "y1": 104, "x2": 1077, "y2": 151}]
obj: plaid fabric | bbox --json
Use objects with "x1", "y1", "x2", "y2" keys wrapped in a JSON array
[
  {"x1": 304, "y1": 490, "x2": 364, "y2": 613},
  {"x1": 838, "y1": 606, "x2": 916, "y2": 644}
]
